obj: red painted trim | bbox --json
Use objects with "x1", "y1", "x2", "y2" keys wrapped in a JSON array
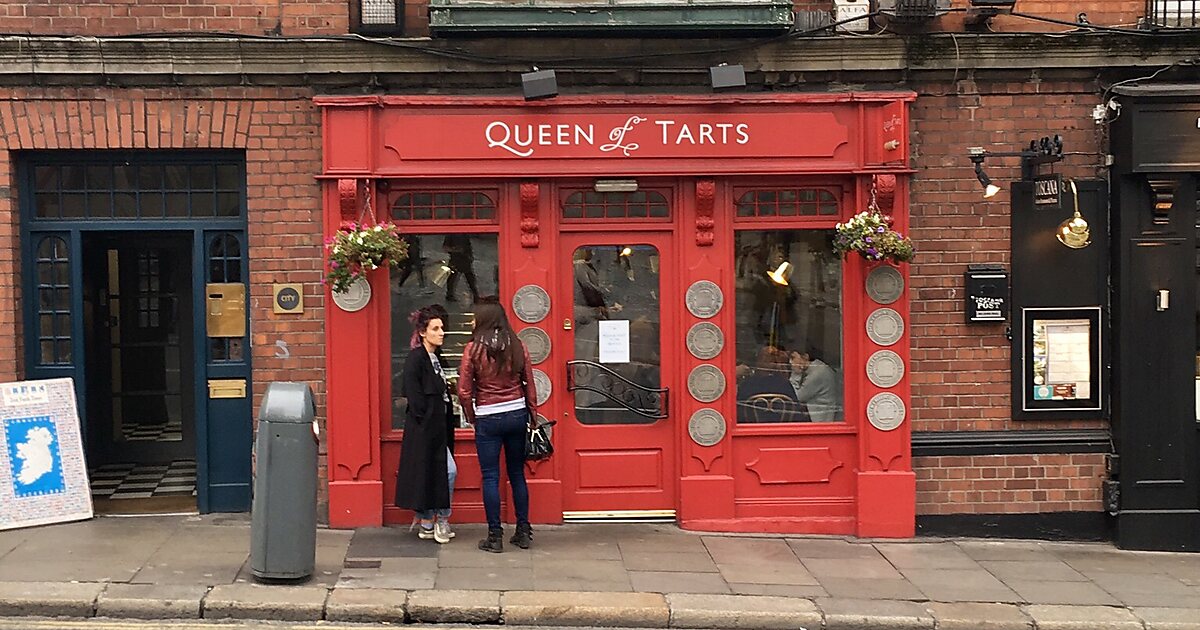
[{"x1": 316, "y1": 93, "x2": 918, "y2": 108}]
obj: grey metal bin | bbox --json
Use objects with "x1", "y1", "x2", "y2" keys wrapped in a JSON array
[{"x1": 250, "y1": 382, "x2": 319, "y2": 582}]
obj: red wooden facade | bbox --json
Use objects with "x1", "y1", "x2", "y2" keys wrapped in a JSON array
[{"x1": 318, "y1": 93, "x2": 917, "y2": 536}]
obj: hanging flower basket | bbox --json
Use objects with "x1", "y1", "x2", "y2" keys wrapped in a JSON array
[
  {"x1": 833, "y1": 211, "x2": 915, "y2": 264},
  {"x1": 324, "y1": 221, "x2": 409, "y2": 294}
]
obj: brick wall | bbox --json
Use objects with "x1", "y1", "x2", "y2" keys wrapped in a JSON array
[
  {"x1": 916, "y1": 453, "x2": 1106, "y2": 513},
  {"x1": 1, "y1": 0, "x2": 348, "y2": 36},
  {"x1": 0, "y1": 86, "x2": 329, "y2": 511}
]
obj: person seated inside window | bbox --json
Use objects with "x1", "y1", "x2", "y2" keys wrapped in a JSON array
[
  {"x1": 788, "y1": 346, "x2": 841, "y2": 422},
  {"x1": 737, "y1": 346, "x2": 800, "y2": 423}
]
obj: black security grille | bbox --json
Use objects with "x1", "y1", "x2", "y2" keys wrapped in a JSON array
[{"x1": 1146, "y1": 0, "x2": 1199, "y2": 27}]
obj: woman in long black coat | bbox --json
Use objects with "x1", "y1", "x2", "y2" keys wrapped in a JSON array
[{"x1": 395, "y1": 304, "x2": 457, "y2": 544}]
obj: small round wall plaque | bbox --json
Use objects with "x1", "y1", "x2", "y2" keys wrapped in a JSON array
[
  {"x1": 686, "y1": 322, "x2": 725, "y2": 360},
  {"x1": 687, "y1": 364, "x2": 726, "y2": 403},
  {"x1": 332, "y1": 276, "x2": 371, "y2": 313},
  {"x1": 518, "y1": 327, "x2": 552, "y2": 364},
  {"x1": 866, "y1": 392, "x2": 906, "y2": 431},
  {"x1": 532, "y1": 369, "x2": 552, "y2": 406},
  {"x1": 685, "y1": 280, "x2": 724, "y2": 319},
  {"x1": 513, "y1": 285, "x2": 551, "y2": 324},
  {"x1": 866, "y1": 350, "x2": 905, "y2": 388},
  {"x1": 688, "y1": 408, "x2": 727, "y2": 447},
  {"x1": 866, "y1": 308, "x2": 904, "y2": 347},
  {"x1": 866, "y1": 265, "x2": 904, "y2": 305}
]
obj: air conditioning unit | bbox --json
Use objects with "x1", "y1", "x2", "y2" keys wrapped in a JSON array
[{"x1": 877, "y1": 0, "x2": 952, "y2": 22}]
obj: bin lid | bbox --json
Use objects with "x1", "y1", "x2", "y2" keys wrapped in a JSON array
[{"x1": 258, "y1": 382, "x2": 316, "y2": 424}]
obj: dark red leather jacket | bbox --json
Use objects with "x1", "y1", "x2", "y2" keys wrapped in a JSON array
[{"x1": 456, "y1": 341, "x2": 536, "y2": 424}]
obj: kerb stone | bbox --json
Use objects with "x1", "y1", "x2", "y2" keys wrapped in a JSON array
[
  {"x1": 1134, "y1": 607, "x2": 1200, "y2": 630},
  {"x1": 409, "y1": 589, "x2": 500, "y2": 624},
  {"x1": 926, "y1": 602, "x2": 1032, "y2": 630},
  {"x1": 819, "y1": 598, "x2": 935, "y2": 630},
  {"x1": 325, "y1": 587, "x2": 406, "y2": 623},
  {"x1": 503, "y1": 591, "x2": 669, "y2": 627},
  {"x1": 96, "y1": 583, "x2": 207, "y2": 619},
  {"x1": 0, "y1": 581, "x2": 103, "y2": 617},
  {"x1": 668, "y1": 593, "x2": 822, "y2": 630},
  {"x1": 202, "y1": 583, "x2": 328, "y2": 621},
  {"x1": 1024, "y1": 604, "x2": 1143, "y2": 630}
]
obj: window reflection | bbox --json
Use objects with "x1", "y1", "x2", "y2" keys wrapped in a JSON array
[
  {"x1": 391, "y1": 233, "x2": 499, "y2": 430},
  {"x1": 572, "y1": 245, "x2": 662, "y2": 425},
  {"x1": 734, "y1": 230, "x2": 843, "y2": 423}
]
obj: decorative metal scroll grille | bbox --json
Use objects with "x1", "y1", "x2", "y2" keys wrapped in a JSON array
[
  {"x1": 391, "y1": 192, "x2": 497, "y2": 221},
  {"x1": 566, "y1": 360, "x2": 669, "y2": 419},
  {"x1": 562, "y1": 191, "x2": 669, "y2": 219},
  {"x1": 735, "y1": 188, "x2": 839, "y2": 218},
  {"x1": 32, "y1": 161, "x2": 242, "y2": 220},
  {"x1": 359, "y1": 0, "x2": 401, "y2": 27},
  {"x1": 35, "y1": 236, "x2": 72, "y2": 365}
]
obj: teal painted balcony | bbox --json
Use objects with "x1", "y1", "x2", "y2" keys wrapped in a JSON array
[{"x1": 427, "y1": 0, "x2": 797, "y2": 35}]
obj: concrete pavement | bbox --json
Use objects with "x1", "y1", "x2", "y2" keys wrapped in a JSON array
[{"x1": 0, "y1": 514, "x2": 1198, "y2": 628}]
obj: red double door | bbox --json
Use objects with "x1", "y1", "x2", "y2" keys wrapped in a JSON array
[{"x1": 553, "y1": 231, "x2": 678, "y2": 517}]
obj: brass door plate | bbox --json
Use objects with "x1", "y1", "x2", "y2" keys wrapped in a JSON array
[
  {"x1": 273, "y1": 283, "x2": 304, "y2": 314},
  {"x1": 208, "y1": 379, "x2": 247, "y2": 399},
  {"x1": 206, "y1": 282, "x2": 247, "y2": 337}
]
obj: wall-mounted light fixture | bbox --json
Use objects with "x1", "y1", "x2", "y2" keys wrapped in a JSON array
[
  {"x1": 594, "y1": 178, "x2": 638, "y2": 193},
  {"x1": 966, "y1": 0, "x2": 1016, "y2": 26},
  {"x1": 522, "y1": 69, "x2": 558, "y2": 101},
  {"x1": 1056, "y1": 180, "x2": 1091, "y2": 249},
  {"x1": 710, "y1": 64, "x2": 746, "y2": 91},
  {"x1": 767, "y1": 261, "x2": 793, "y2": 286},
  {"x1": 967, "y1": 136, "x2": 1064, "y2": 197}
]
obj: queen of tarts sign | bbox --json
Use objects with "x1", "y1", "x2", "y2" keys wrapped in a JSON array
[
  {"x1": 382, "y1": 111, "x2": 849, "y2": 162},
  {"x1": 0, "y1": 378, "x2": 92, "y2": 530}
]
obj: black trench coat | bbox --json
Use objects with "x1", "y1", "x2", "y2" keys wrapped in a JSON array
[{"x1": 394, "y1": 345, "x2": 456, "y2": 512}]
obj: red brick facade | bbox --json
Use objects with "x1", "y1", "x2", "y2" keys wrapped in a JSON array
[{"x1": 917, "y1": 454, "x2": 1107, "y2": 514}]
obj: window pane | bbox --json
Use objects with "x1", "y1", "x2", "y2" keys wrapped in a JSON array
[
  {"x1": 391, "y1": 233, "x2": 500, "y2": 431},
  {"x1": 734, "y1": 229, "x2": 843, "y2": 423}
]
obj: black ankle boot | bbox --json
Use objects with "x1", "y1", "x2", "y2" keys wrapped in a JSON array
[
  {"x1": 510, "y1": 523, "x2": 532, "y2": 549},
  {"x1": 478, "y1": 528, "x2": 504, "y2": 553}
]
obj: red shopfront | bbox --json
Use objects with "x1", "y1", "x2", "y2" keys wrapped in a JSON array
[{"x1": 319, "y1": 93, "x2": 916, "y2": 537}]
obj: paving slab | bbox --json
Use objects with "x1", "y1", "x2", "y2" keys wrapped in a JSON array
[
  {"x1": 502, "y1": 590, "x2": 669, "y2": 627},
  {"x1": 980, "y1": 559, "x2": 1088, "y2": 583},
  {"x1": 202, "y1": 583, "x2": 328, "y2": 621},
  {"x1": 346, "y1": 527, "x2": 440, "y2": 559},
  {"x1": 532, "y1": 559, "x2": 632, "y2": 591},
  {"x1": 324, "y1": 587, "x2": 406, "y2": 623},
  {"x1": 618, "y1": 537, "x2": 710, "y2": 554},
  {"x1": 1005, "y1": 579, "x2": 1119, "y2": 606},
  {"x1": 407, "y1": 589, "x2": 500, "y2": 624},
  {"x1": 727, "y1": 582, "x2": 828, "y2": 598},
  {"x1": 438, "y1": 544, "x2": 534, "y2": 569},
  {"x1": 530, "y1": 539, "x2": 624, "y2": 561},
  {"x1": 899, "y1": 568, "x2": 1022, "y2": 602},
  {"x1": 818, "y1": 597, "x2": 935, "y2": 630},
  {"x1": 816, "y1": 577, "x2": 925, "y2": 600},
  {"x1": 95, "y1": 583, "x2": 207, "y2": 619},
  {"x1": 620, "y1": 551, "x2": 719, "y2": 573},
  {"x1": 1132, "y1": 607, "x2": 1200, "y2": 630},
  {"x1": 0, "y1": 581, "x2": 103, "y2": 617},
  {"x1": 955, "y1": 541, "x2": 1050, "y2": 563},
  {"x1": 668, "y1": 593, "x2": 822, "y2": 630},
  {"x1": 718, "y1": 562, "x2": 819, "y2": 586},
  {"x1": 875, "y1": 543, "x2": 982, "y2": 570},
  {"x1": 1023, "y1": 604, "x2": 1143, "y2": 630},
  {"x1": 129, "y1": 551, "x2": 247, "y2": 585},
  {"x1": 1088, "y1": 572, "x2": 1199, "y2": 607},
  {"x1": 925, "y1": 601, "x2": 1032, "y2": 630},
  {"x1": 629, "y1": 570, "x2": 731, "y2": 594},
  {"x1": 802, "y1": 557, "x2": 904, "y2": 579},
  {"x1": 704, "y1": 538, "x2": 801, "y2": 567},
  {"x1": 436, "y1": 566, "x2": 534, "y2": 591},
  {"x1": 788, "y1": 537, "x2": 885, "y2": 560},
  {"x1": 336, "y1": 557, "x2": 437, "y2": 590}
]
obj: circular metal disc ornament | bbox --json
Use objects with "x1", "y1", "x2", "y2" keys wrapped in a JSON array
[
  {"x1": 517, "y1": 327, "x2": 552, "y2": 364},
  {"x1": 866, "y1": 265, "x2": 904, "y2": 305},
  {"x1": 866, "y1": 392, "x2": 906, "y2": 431},
  {"x1": 513, "y1": 285, "x2": 551, "y2": 324},
  {"x1": 866, "y1": 308, "x2": 904, "y2": 347},
  {"x1": 687, "y1": 364, "x2": 727, "y2": 403},
  {"x1": 688, "y1": 408, "x2": 727, "y2": 447},
  {"x1": 866, "y1": 350, "x2": 905, "y2": 388},
  {"x1": 332, "y1": 276, "x2": 372, "y2": 313},
  {"x1": 534, "y1": 413, "x2": 553, "y2": 440},
  {"x1": 686, "y1": 322, "x2": 725, "y2": 360},
  {"x1": 532, "y1": 369, "x2": 552, "y2": 406},
  {"x1": 685, "y1": 280, "x2": 724, "y2": 319}
]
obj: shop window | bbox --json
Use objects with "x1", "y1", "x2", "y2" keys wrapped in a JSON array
[
  {"x1": 392, "y1": 192, "x2": 496, "y2": 221},
  {"x1": 735, "y1": 188, "x2": 839, "y2": 218},
  {"x1": 562, "y1": 190, "x2": 669, "y2": 219},
  {"x1": 35, "y1": 236, "x2": 72, "y2": 365},
  {"x1": 733, "y1": 229, "x2": 843, "y2": 423},
  {"x1": 390, "y1": 233, "x2": 500, "y2": 431}
]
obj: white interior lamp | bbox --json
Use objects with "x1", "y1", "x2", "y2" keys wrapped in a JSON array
[
  {"x1": 767, "y1": 261, "x2": 793, "y2": 286},
  {"x1": 1056, "y1": 180, "x2": 1091, "y2": 249}
]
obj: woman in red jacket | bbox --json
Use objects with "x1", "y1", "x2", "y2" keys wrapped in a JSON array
[{"x1": 457, "y1": 300, "x2": 537, "y2": 552}]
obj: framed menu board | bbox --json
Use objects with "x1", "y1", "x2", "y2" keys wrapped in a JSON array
[{"x1": 1020, "y1": 306, "x2": 1103, "y2": 414}]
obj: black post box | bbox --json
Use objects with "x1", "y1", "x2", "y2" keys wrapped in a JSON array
[{"x1": 965, "y1": 264, "x2": 1009, "y2": 323}]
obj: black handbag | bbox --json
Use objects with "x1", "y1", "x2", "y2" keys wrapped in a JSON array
[{"x1": 526, "y1": 416, "x2": 556, "y2": 461}]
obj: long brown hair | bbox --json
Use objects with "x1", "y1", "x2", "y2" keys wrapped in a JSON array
[{"x1": 469, "y1": 301, "x2": 524, "y2": 376}]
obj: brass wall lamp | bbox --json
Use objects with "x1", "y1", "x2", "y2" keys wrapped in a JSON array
[{"x1": 1057, "y1": 180, "x2": 1091, "y2": 249}]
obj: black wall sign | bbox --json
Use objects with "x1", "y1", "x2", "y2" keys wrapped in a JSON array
[{"x1": 1033, "y1": 174, "x2": 1062, "y2": 209}]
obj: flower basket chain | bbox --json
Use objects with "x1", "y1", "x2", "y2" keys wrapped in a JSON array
[
  {"x1": 833, "y1": 210, "x2": 914, "y2": 264},
  {"x1": 324, "y1": 184, "x2": 408, "y2": 294}
]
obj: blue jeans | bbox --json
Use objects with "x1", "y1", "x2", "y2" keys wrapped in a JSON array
[
  {"x1": 474, "y1": 408, "x2": 530, "y2": 531},
  {"x1": 415, "y1": 448, "x2": 456, "y2": 521}
]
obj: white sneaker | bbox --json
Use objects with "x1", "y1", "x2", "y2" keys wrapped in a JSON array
[
  {"x1": 433, "y1": 519, "x2": 454, "y2": 544},
  {"x1": 417, "y1": 524, "x2": 435, "y2": 540}
]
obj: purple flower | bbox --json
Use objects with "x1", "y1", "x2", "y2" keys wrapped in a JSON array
[
  {"x1": 867, "y1": 247, "x2": 878, "y2": 256},
  {"x1": 864, "y1": 236, "x2": 873, "y2": 243},
  {"x1": 877, "y1": 227, "x2": 885, "y2": 233}
]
